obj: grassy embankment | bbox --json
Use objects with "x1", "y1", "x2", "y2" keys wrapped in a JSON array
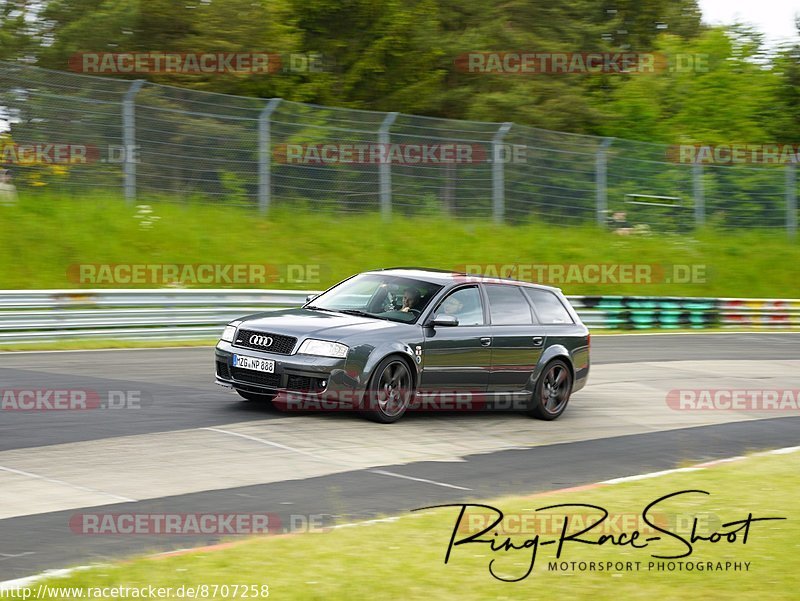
[{"x1": 1, "y1": 193, "x2": 797, "y2": 296}]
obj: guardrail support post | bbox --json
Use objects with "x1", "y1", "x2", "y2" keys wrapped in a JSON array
[
  {"x1": 122, "y1": 80, "x2": 145, "y2": 204},
  {"x1": 787, "y1": 161, "x2": 797, "y2": 240},
  {"x1": 596, "y1": 137, "x2": 613, "y2": 226},
  {"x1": 378, "y1": 112, "x2": 399, "y2": 221},
  {"x1": 258, "y1": 98, "x2": 282, "y2": 214},
  {"x1": 693, "y1": 162, "x2": 705, "y2": 228},
  {"x1": 491, "y1": 122, "x2": 513, "y2": 224}
]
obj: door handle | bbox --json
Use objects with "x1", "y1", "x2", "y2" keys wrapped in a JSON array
[
  {"x1": 480, "y1": 337, "x2": 492, "y2": 347},
  {"x1": 532, "y1": 337, "x2": 544, "y2": 347}
]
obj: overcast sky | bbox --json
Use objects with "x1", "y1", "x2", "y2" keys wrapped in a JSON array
[{"x1": 699, "y1": 0, "x2": 799, "y2": 47}]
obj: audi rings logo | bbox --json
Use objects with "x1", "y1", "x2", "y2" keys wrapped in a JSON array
[{"x1": 249, "y1": 335, "x2": 274, "y2": 347}]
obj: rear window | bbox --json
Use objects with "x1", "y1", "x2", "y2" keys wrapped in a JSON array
[
  {"x1": 523, "y1": 288, "x2": 574, "y2": 325},
  {"x1": 485, "y1": 285, "x2": 535, "y2": 325}
]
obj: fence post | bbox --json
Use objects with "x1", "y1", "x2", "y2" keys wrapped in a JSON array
[
  {"x1": 595, "y1": 137, "x2": 613, "y2": 226},
  {"x1": 693, "y1": 162, "x2": 705, "y2": 227},
  {"x1": 787, "y1": 162, "x2": 797, "y2": 240},
  {"x1": 122, "y1": 80, "x2": 145, "y2": 204},
  {"x1": 378, "y1": 112, "x2": 399, "y2": 221},
  {"x1": 258, "y1": 98, "x2": 282, "y2": 214},
  {"x1": 492, "y1": 122, "x2": 513, "y2": 224}
]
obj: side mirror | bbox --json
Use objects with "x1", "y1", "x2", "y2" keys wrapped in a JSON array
[
  {"x1": 305, "y1": 294, "x2": 318, "y2": 303},
  {"x1": 429, "y1": 314, "x2": 459, "y2": 327}
]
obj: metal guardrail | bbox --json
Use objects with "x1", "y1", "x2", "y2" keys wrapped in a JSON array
[
  {"x1": 0, "y1": 290, "x2": 798, "y2": 343},
  {"x1": 0, "y1": 289, "x2": 313, "y2": 342}
]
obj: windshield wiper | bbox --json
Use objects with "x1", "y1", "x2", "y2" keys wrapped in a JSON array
[{"x1": 304, "y1": 305, "x2": 337, "y2": 312}]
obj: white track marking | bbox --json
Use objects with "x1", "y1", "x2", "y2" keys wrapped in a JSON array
[
  {"x1": 0, "y1": 465, "x2": 136, "y2": 503},
  {"x1": 600, "y1": 445, "x2": 800, "y2": 485},
  {"x1": 767, "y1": 445, "x2": 800, "y2": 454},
  {"x1": 0, "y1": 566, "x2": 102, "y2": 592},
  {"x1": 601, "y1": 467, "x2": 702, "y2": 484},
  {"x1": 0, "y1": 553, "x2": 34, "y2": 561},
  {"x1": 369, "y1": 469, "x2": 471, "y2": 491},
  {"x1": 333, "y1": 516, "x2": 403, "y2": 529},
  {"x1": 201, "y1": 427, "x2": 357, "y2": 467},
  {"x1": 204, "y1": 427, "x2": 471, "y2": 490}
]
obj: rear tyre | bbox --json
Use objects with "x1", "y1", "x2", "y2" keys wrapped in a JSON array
[
  {"x1": 528, "y1": 359, "x2": 572, "y2": 420},
  {"x1": 362, "y1": 356, "x2": 414, "y2": 424},
  {"x1": 236, "y1": 390, "x2": 277, "y2": 403}
]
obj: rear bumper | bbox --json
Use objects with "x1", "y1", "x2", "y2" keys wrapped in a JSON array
[
  {"x1": 573, "y1": 363, "x2": 589, "y2": 393},
  {"x1": 571, "y1": 336, "x2": 590, "y2": 394},
  {"x1": 215, "y1": 341, "x2": 359, "y2": 401}
]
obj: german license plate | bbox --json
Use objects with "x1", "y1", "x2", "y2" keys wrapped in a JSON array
[{"x1": 232, "y1": 354, "x2": 275, "y2": 373}]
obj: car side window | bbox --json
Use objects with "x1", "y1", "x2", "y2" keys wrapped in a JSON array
[
  {"x1": 485, "y1": 285, "x2": 535, "y2": 325},
  {"x1": 435, "y1": 287, "x2": 485, "y2": 326},
  {"x1": 523, "y1": 288, "x2": 574, "y2": 324}
]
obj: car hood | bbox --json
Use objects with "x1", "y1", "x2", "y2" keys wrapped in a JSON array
[{"x1": 236, "y1": 308, "x2": 410, "y2": 341}]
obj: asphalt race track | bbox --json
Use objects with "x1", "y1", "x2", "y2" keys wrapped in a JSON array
[{"x1": 1, "y1": 333, "x2": 799, "y2": 581}]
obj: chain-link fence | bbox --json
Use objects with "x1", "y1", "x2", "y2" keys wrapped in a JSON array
[{"x1": 0, "y1": 61, "x2": 796, "y2": 235}]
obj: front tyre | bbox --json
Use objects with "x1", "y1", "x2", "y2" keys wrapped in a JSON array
[
  {"x1": 528, "y1": 359, "x2": 572, "y2": 420},
  {"x1": 363, "y1": 356, "x2": 414, "y2": 423},
  {"x1": 236, "y1": 390, "x2": 276, "y2": 403}
]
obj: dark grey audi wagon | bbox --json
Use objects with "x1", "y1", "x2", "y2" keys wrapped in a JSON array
[{"x1": 215, "y1": 268, "x2": 590, "y2": 423}]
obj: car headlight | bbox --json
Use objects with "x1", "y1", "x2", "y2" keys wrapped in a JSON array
[
  {"x1": 220, "y1": 321, "x2": 241, "y2": 343},
  {"x1": 298, "y1": 339, "x2": 349, "y2": 358}
]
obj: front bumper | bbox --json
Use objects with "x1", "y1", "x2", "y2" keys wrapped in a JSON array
[{"x1": 215, "y1": 340, "x2": 358, "y2": 402}]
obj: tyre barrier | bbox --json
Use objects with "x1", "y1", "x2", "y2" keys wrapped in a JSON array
[{"x1": 571, "y1": 296, "x2": 800, "y2": 329}]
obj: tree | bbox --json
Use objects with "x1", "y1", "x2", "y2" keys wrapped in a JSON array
[
  {"x1": 770, "y1": 17, "x2": 800, "y2": 143},
  {"x1": 0, "y1": 0, "x2": 37, "y2": 60}
]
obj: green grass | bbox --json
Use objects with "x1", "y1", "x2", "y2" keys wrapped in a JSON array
[
  {"x1": 15, "y1": 450, "x2": 799, "y2": 600},
  {"x1": 0, "y1": 193, "x2": 798, "y2": 297}
]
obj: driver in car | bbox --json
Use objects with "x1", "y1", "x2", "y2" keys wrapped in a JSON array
[{"x1": 400, "y1": 288, "x2": 421, "y2": 313}]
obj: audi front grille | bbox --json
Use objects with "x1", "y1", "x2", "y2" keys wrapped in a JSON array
[{"x1": 233, "y1": 329, "x2": 297, "y2": 354}]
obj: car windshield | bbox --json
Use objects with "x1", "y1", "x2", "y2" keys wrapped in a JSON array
[{"x1": 305, "y1": 274, "x2": 443, "y2": 323}]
